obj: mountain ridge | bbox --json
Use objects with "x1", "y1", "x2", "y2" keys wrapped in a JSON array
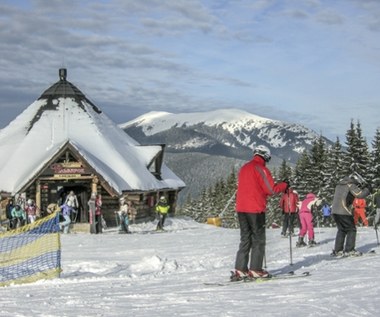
[
  {"x1": 120, "y1": 108, "x2": 331, "y2": 163},
  {"x1": 120, "y1": 108, "x2": 333, "y2": 204}
]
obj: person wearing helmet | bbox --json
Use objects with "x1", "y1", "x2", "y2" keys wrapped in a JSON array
[
  {"x1": 231, "y1": 145, "x2": 288, "y2": 281},
  {"x1": 25, "y1": 199, "x2": 39, "y2": 224},
  {"x1": 331, "y1": 174, "x2": 371, "y2": 257},
  {"x1": 156, "y1": 196, "x2": 170, "y2": 231}
]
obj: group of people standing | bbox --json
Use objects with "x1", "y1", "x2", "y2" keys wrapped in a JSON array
[
  {"x1": 280, "y1": 190, "x2": 322, "y2": 248},
  {"x1": 231, "y1": 144, "x2": 375, "y2": 281},
  {"x1": 3, "y1": 188, "x2": 172, "y2": 235},
  {"x1": 3, "y1": 198, "x2": 40, "y2": 229}
]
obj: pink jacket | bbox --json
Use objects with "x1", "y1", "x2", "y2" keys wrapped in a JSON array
[{"x1": 299, "y1": 193, "x2": 319, "y2": 213}]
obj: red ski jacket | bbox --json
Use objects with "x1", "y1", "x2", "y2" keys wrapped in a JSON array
[
  {"x1": 279, "y1": 189, "x2": 299, "y2": 213},
  {"x1": 236, "y1": 155, "x2": 288, "y2": 213}
]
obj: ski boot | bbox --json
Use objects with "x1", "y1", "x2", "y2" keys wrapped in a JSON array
[
  {"x1": 230, "y1": 270, "x2": 248, "y2": 282},
  {"x1": 248, "y1": 269, "x2": 271, "y2": 279},
  {"x1": 330, "y1": 250, "x2": 344, "y2": 257},
  {"x1": 308, "y1": 239, "x2": 317, "y2": 247},
  {"x1": 343, "y1": 249, "x2": 362, "y2": 257},
  {"x1": 296, "y1": 236, "x2": 307, "y2": 247}
]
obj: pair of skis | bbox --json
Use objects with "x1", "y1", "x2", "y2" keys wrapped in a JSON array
[{"x1": 204, "y1": 271, "x2": 310, "y2": 286}]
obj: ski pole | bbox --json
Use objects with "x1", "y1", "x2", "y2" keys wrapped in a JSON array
[
  {"x1": 263, "y1": 251, "x2": 267, "y2": 269},
  {"x1": 218, "y1": 189, "x2": 237, "y2": 218},
  {"x1": 288, "y1": 214, "x2": 293, "y2": 265},
  {"x1": 375, "y1": 226, "x2": 379, "y2": 246}
]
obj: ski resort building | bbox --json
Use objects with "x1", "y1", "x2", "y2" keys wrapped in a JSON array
[{"x1": 0, "y1": 69, "x2": 185, "y2": 231}]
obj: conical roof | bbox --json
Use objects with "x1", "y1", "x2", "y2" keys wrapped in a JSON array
[
  {"x1": 40, "y1": 68, "x2": 86, "y2": 98},
  {"x1": 0, "y1": 69, "x2": 185, "y2": 195}
]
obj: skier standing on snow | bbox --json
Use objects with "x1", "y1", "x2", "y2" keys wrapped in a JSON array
[
  {"x1": 11, "y1": 204, "x2": 26, "y2": 228},
  {"x1": 279, "y1": 187, "x2": 299, "y2": 237},
  {"x1": 65, "y1": 190, "x2": 79, "y2": 222},
  {"x1": 331, "y1": 174, "x2": 371, "y2": 256},
  {"x1": 88, "y1": 193, "x2": 97, "y2": 234},
  {"x1": 296, "y1": 193, "x2": 321, "y2": 247},
  {"x1": 25, "y1": 199, "x2": 39, "y2": 224},
  {"x1": 95, "y1": 194, "x2": 103, "y2": 234},
  {"x1": 321, "y1": 203, "x2": 332, "y2": 226},
  {"x1": 353, "y1": 198, "x2": 368, "y2": 227},
  {"x1": 59, "y1": 203, "x2": 72, "y2": 234},
  {"x1": 156, "y1": 196, "x2": 170, "y2": 231},
  {"x1": 232, "y1": 145, "x2": 288, "y2": 281},
  {"x1": 118, "y1": 199, "x2": 130, "y2": 234}
]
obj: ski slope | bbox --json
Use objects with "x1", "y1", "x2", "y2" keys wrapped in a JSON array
[{"x1": 1, "y1": 217, "x2": 379, "y2": 317}]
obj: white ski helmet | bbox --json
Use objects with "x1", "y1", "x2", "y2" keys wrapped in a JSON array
[
  {"x1": 349, "y1": 172, "x2": 365, "y2": 186},
  {"x1": 253, "y1": 145, "x2": 271, "y2": 162}
]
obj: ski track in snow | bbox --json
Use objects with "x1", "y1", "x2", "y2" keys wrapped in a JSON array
[{"x1": 1, "y1": 217, "x2": 380, "y2": 317}]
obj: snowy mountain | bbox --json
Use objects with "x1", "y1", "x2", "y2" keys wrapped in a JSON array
[
  {"x1": 120, "y1": 109, "x2": 333, "y2": 203},
  {"x1": 2, "y1": 217, "x2": 380, "y2": 316},
  {"x1": 120, "y1": 108, "x2": 331, "y2": 163}
]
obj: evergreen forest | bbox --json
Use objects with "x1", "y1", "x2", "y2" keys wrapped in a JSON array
[{"x1": 179, "y1": 121, "x2": 380, "y2": 228}]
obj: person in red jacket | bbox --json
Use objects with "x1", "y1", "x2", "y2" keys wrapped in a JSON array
[
  {"x1": 231, "y1": 145, "x2": 288, "y2": 281},
  {"x1": 353, "y1": 198, "x2": 368, "y2": 227},
  {"x1": 279, "y1": 187, "x2": 299, "y2": 237}
]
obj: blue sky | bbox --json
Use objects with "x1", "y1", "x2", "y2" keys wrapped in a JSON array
[{"x1": 1, "y1": 0, "x2": 379, "y2": 142}]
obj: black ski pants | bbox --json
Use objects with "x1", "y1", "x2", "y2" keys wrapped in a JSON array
[
  {"x1": 235, "y1": 212, "x2": 266, "y2": 272},
  {"x1": 156, "y1": 213, "x2": 167, "y2": 230},
  {"x1": 333, "y1": 214, "x2": 357, "y2": 252},
  {"x1": 282, "y1": 212, "x2": 296, "y2": 235}
]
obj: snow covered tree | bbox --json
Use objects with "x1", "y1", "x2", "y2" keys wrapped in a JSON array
[
  {"x1": 343, "y1": 120, "x2": 371, "y2": 182},
  {"x1": 371, "y1": 129, "x2": 380, "y2": 188},
  {"x1": 323, "y1": 137, "x2": 345, "y2": 202},
  {"x1": 277, "y1": 159, "x2": 292, "y2": 181},
  {"x1": 309, "y1": 135, "x2": 328, "y2": 195},
  {"x1": 292, "y1": 150, "x2": 312, "y2": 198}
]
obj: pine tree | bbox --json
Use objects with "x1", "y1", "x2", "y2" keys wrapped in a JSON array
[
  {"x1": 309, "y1": 135, "x2": 328, "y2": 195},
  {"x1": 293, "y1": 150, "x2": 312, "y2": 198},
  {"x1": 323, "y1": 137, "x2": 345, "y2": 202},
  {"x1": 355, "y1": 121, "x2": 371, "y2": 182},
  {"x1": 371, "y1": 129, "x2": 380, "y2": 188},
  {"x1": 278, "y1": 159, "x2": 292, "y2": 181}
]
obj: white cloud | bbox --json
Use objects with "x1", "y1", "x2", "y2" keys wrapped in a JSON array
[{"x1": 0, "y1": 0, "x2": 379, "y2": 142}]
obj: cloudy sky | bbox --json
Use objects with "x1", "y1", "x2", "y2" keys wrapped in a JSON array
[{"x1": 1, "y1": 0, "x2": 379, "y2": 141}]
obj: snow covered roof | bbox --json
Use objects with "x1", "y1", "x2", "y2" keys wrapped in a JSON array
[{"x1": 0, "y1": 69, "x2": 185, "y2": 195}]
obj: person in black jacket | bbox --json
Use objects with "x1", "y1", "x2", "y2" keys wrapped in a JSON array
[{"x1": 331, "y1": 174, "x2": 371, "y2": 257}]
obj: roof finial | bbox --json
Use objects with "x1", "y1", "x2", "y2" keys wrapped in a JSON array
[{"x1": 59, "y1": 68, "x2": 67, "y2": 81}]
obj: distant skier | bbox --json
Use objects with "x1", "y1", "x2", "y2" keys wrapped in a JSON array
[
  {"x1": 65, "y1": 190, "x2": 79, "y2": 222},
  {"x1": 59, "y1": 203, "x2": 72, "y2": 234},
  {"x1": 88, "y1": 193, "x2": 97, "y2": 234},
  {"x1": 95, "y1": 194, "x2": 103, "y2": 234},
  {"x1": 296, "y1": 193, "x2": 321, "y2": 247},
  {"x1": 25, "y1": 199, "x2": 39, "y2": 224},
  {"x1": 321, "y1": 203, "x2": 332, "y2": 226},
  {"x1": 118, "y1": 199, "x2": 130, "y2": 234},
  {"x1": 279, "y1": 187, "x2": 299, "y2": 237},
  {"x1": 231, "y1": 145, "x2": 288, "y2": 281},
  {"x1": 11, "y1": 204, "x2": 26, "y2": 228},
  {"x1": 353, "y1": 198, "x2": 368, "y2": 227},
  {"x1": 156, "y1": 196, "x2": 170, "y2": 231},
  {"x1": 331, "y1": 174, "x2": 371, "y2": 257}
]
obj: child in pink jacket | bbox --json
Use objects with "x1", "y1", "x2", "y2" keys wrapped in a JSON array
[{"x1": 296, "y1": 193, "x2": 321, "y2": 247}]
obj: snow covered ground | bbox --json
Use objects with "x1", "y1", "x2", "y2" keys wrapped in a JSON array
[{"x1": 1, "y1": 217, "x2": 380, "y2": 317}]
